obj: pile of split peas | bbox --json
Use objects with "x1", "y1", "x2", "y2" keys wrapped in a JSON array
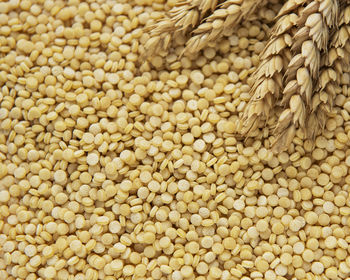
[{"x1": 1, "y1": 0, "x2": 350, "y2": 279}]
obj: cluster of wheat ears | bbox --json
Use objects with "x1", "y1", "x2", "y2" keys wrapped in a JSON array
[{"x1": 144, "y1": 0, "x2": 350, "y2": 152}]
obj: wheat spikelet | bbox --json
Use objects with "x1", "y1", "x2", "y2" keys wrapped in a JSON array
[
  {"x1": 143, "y1": 20, "x2": 175, "y2": 57},
  {"x1": 277, "y1": 0, "x2": 309, "y2": 17},
  {"x1": 241, "y1": 2, "x2": 303, "y2": 136},
  {"x1": 271, "y1": 0, "x2": 338, "y2": 152},
  {"x1": 271, "y1": 95, "x2": 306, "y2": 152},
  {"x1": 170, "y1": 0, "x2": 219, "y2": 35},
  {"x1": 308, "y1": 4, "x2": 350, "y2": 139},
  {"x1": 183, "y1": 0, "x2": 267, "y2": 55},
  {"x1": 143, "y1": 0, "x2": 218, "y2": 57}
]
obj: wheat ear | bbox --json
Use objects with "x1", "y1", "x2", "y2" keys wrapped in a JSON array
[
  {"x1": 143, "y1": 0, "x2": 218, "y2": 57},
  {"x1": 241, "y1": 1, "x2": 305, "y2": 136},
  {"x1": 183, "y1": 0, "x2": 267, "y2": 55},
  {"x1": 271, "y1": 0, "x2": 338, "y2": 152},
  {"x1": 308, "y1": 5, "x2": 350, "y2": 139}
]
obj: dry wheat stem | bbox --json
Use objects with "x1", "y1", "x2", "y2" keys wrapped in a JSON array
[{"x1": 183, "y1": 0, "x2": 267, "y2": 55}]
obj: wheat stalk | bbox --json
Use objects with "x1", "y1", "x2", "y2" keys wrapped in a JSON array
[
  {"x1": 143, "y1": 0, "x2": 218, "y2": 57},
  {"x1": 183, "y1": 0, "x2": 267, "y2": 55},
  {"x1": 307, "y1": 4, "x2": 350, "y2": 139}
]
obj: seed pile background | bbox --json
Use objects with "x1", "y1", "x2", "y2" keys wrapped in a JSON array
[{"x1": 1, "y1": 0, "x2": 350, "y2": 280}]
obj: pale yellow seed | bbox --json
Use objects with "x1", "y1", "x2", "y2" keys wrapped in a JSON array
[
  {"x1": 86, "y1": 153, "x2": 99, "y2": 165},
  {"x1": 54, "y1": 170, "x2": 67, "y2": 184},
  {"x1": 44, "y1": 266, "x2": 57, "y2": 278},
  {"x1": 190, "y1": 71, "x2": 204, "y2": 84}
]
